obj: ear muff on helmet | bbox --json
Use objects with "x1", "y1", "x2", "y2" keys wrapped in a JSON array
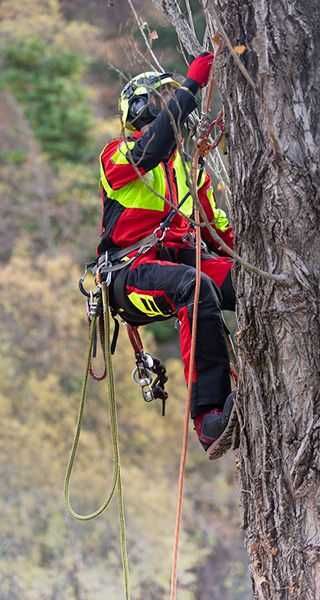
[{"x1": 119, "y1": 71, "x2": 180, "y2": 131}]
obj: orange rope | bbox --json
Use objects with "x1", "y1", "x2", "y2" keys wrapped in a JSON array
[
  {"x1": 169, "y1": 39, "x2": 224, "y2": 598},
  {"x1": 169, "y1": 37, "x2": 226, "y2": 598},
  {"x1": 169, "y1": 153, "x2": 202, "y2": 600}
]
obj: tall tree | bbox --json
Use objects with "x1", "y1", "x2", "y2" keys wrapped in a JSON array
[{"x1": 152, "y1": 1, "x2": 320, "y2": 598}]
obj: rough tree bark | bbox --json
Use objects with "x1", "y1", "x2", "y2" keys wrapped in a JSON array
[{"x1": 153, "y1": 1, "x2": 320, "y2": 598}]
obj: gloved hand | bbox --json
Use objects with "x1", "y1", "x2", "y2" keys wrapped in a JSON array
[{"x1": 186, "y1": 52, "x2": 214, "y2": 87}]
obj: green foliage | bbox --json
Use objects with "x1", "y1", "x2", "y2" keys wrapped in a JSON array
[
  {"x1": 0, "y1": 148, "x2": 27, "y2": 165},
  {"x1": 1, "y1": 37, "x2": 94, "y2": 163},
  {"x1": 146, "y1": 319, "x2": 178, "y2": 343}
]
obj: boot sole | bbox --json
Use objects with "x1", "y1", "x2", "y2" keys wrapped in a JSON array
[{"x1": 207, "y1": 403, "x2": 239, "y2": 460}]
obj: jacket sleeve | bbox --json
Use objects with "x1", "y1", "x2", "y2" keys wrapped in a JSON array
[
  {"x1": 101, "y1": 79, "x2": 199, "y2": 190},
  {"x1": 199, "y1": 174, "x2": 234, "y2": 254},
  {"x1": 100, "y1": 79, "x2": 198, "y2": 191},
  {"x1": 128, "y1": 79, "x2": 198, "y2": 171}
]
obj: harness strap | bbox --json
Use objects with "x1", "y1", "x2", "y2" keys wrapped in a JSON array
[
  {"x1": 98, "y1": 254, "x2": 138, "y2": 273},
  {"x1": 97, "y1": 232, "x2": 160, "y2": 275},
  {"x1": 111, "y1": 315, "x2": 120, "y2": 355},
  {"x1": 100, "y1": 231, "x2": 159, "y2": 264}
]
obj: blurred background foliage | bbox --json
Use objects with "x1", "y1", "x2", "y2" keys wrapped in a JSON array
[
  {"x1": 0, "y1": 1, "x2": 249, "y2": 598},
  {"x1": 1, "y1": 38, "x2": 94, "y2": 163}
]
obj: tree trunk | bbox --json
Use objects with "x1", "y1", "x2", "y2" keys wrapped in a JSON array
[
  {"x1": 152, "y1": 0, "x2": 320, "y2": 597},
  {"x1": 210, "y1": 0, "x2": 320, "y2": 597}
]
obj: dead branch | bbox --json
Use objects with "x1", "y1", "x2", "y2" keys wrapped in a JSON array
[
  {"x1": 128, "y1": 0, "x2": 164, "y2": 72},
  {"x1": 152, "y1": 0, "x2": 202, "y2": 55},
  {"x1": 184, "y1": 0, "x2": 197, "y2": 38}
]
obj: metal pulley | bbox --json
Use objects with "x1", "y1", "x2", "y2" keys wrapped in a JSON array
[{"x1": 132, "y1": 351, "x2": 168, "y2": 415}]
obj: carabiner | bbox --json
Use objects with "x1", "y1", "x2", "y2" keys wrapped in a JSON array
[
  {"x1": 96, "y1": 250, "x2": 112, "y2": 287},
  {"x1": 153, "y1": 225, "x2": 168, "y2": 243}
]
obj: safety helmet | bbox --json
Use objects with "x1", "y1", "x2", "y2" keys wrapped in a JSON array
[{"x1": 119, "y1": 71, "x2": 180, "y2": 131}]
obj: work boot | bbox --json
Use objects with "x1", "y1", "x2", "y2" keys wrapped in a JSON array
[{"x1": 193, "y1": 391, "x2": 239, "y2": 459}]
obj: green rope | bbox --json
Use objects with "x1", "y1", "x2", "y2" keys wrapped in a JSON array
[
  {"x1": 64, "y1": 283, "x2": 130, "y2": 598},
  {"x1": 101, "y1": 283, "x2": 130, "y2": 599}
]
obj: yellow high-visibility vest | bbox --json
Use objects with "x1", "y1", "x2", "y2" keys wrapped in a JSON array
[{"x1": 99, "y1": 140, "x2": 229, "y2": 231}]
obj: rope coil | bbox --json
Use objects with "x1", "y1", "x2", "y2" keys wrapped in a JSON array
[{"x1": 64, "y1": 283, "x2": 130, "y2": 599}]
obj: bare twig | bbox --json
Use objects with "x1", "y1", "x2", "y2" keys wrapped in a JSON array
[
  {"x1": 184, "y1": 0, "x2": 197, "y2": 38},
  {"x1": 132, "y1": 40, "x2": 160, "y2": 72},
  {"x1": 128, "y1": 0, "x2": 164, "y2": 72},
  {"x1": 177, "y1": 34, "x2": 190, "y2": 67},
  {"x1": 156, "y1": 0, "x2": 257, "y2": 93},
  {"x1": 106, "y1": 62, "x2": 130, "y2": 81}
]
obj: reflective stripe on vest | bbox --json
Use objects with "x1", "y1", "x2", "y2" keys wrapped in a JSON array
[{"x1": 206, "y1": 188, "x2": 229, "y2": 232}]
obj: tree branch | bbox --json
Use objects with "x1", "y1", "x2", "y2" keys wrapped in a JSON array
[
  {"x1": 184, "y1": 0, "x2": 197, "y2": 39},
  {"x1": 128, "y1": 0, "x2": 164, "y2": 72},
  {"x1": 152, "y1": 0, "x2": 202, "y2": 55}
]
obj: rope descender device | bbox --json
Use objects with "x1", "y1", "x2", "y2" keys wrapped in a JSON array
[
  {"x1": 132, "y1": 351, "x2": 168, "y2": 415},
  {"x1": 127, "y1": 325, "x2": 168, "y2": 416}
]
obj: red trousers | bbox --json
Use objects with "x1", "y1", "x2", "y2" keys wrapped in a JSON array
[{"x1": 111, "y1": 245, "x2": 235, "y2": 418}]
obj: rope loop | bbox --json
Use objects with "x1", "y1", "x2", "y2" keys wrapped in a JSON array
[{"x1": 64, "y1": 282, "x2": 131, "y2": 598}]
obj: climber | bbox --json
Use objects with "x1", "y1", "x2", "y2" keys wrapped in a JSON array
[{"x1": 97, "y1": 53, "x2": 237, "y2": 456}]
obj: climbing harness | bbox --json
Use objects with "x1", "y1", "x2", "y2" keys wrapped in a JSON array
[{"x1": 79, "y1": 249, "x2": 169, "y2": 412}]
